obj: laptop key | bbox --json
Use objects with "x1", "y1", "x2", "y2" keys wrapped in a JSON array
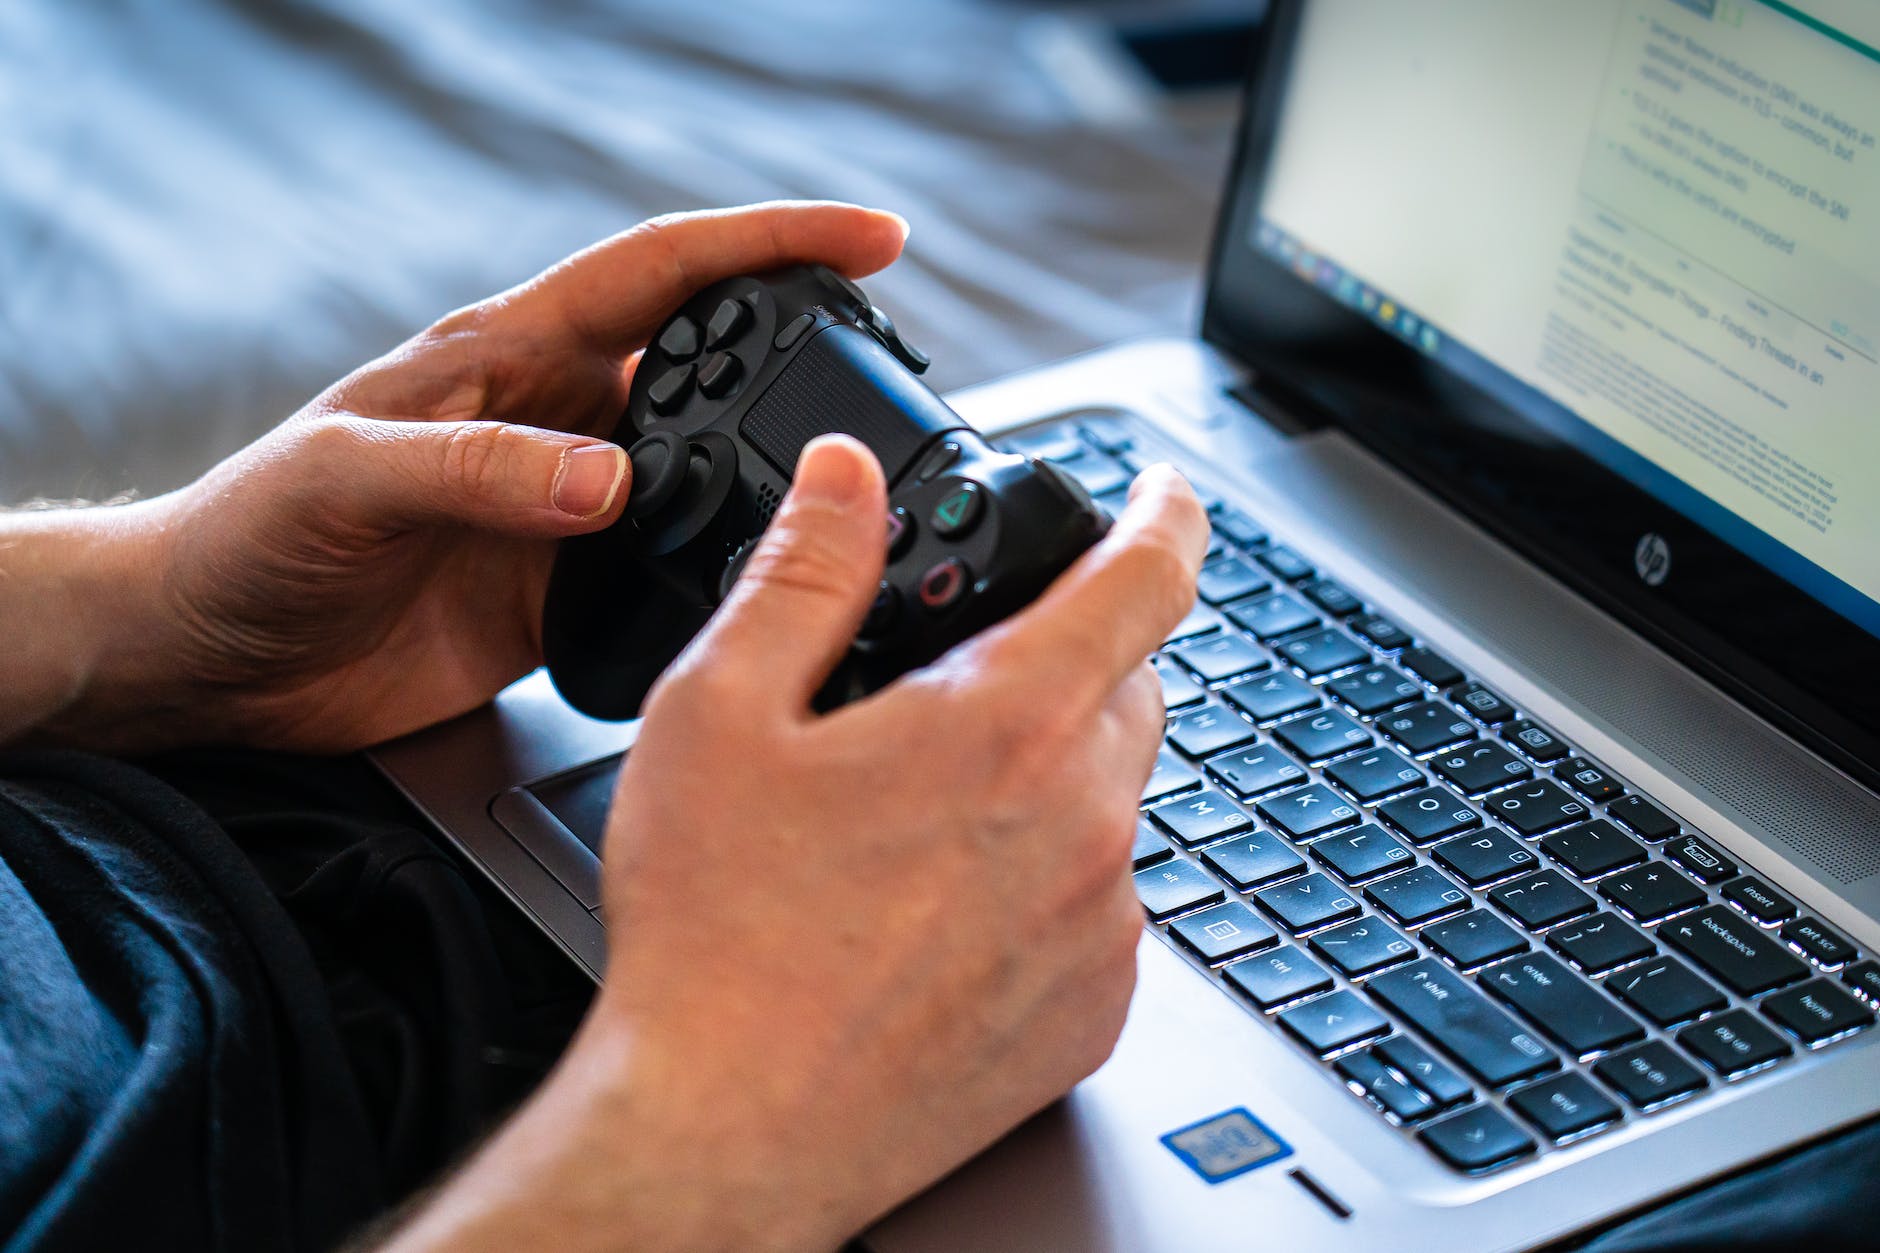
[
  {"x1": 1221, "y1": 670, "x2": 1321, "y2": 722},
  {"x1": 1278, "y1": 989, "x2": 1391, "y2": 1055},
  {"x1": 1200, "y1": 830, "x2": 1307, "y2": 890},
  {"x1": 1488, "y1": 872, "x2": 1595, "y2": 931},
  {"x1": 1165, "y1": 699, "x2": 1258, "y2": 759},
  {"x1": 1541, "y1": 820, "x2": 1647, "y2": 879},
  {"x1": 1594, "y1": 1041, "x2": 1706, "y2": 1110},
  {"x1": 1276, "y1": 628, "x2": 1371, "y2": 678},
  {"x1": 1503, "y1": 720, "x2": 1569, "y2": 763},
  {"x1": 1423, "y1": 910, "x2": 1529, "y2": 969},
  {"x1": 1131, "y1": 819, "x2": 1174, "y2": 869},
  {"x1": 1195, "y1": 555, "x2": 1273, "y2": 606},
  {"x1": 1153, "y1": 655, "x2": 1205, "y2": 712},
  {"x1": 1210, "y1": 504, "x2": 1268, "y2": 549},
  {"x1": 1255, "y1": 873, "x2": 1362, "y2": 934},
  {"x1": 1599, "y1": 862, "x2": 1706, "y2": 923},
  {"x1": 1432, "y1": 741, "x2": 1533, "y2": 794},
  {"x1": 1678, "y1": 1010, "x2": 1790, "y2": 1077},
  {"x1": 1762, "y1": 979, "x2": 1874, "y2": 1044},
  {"x1": 1720, "y1": 876, "x2": 1797, "y2": 924},
  {"x1": 1547, "y1": 912, "x2": 1654, "y2": 975},
  {"x1": 1842, "y1": 961, "x2": 1880, "y2": 1001},
  {"x1": 1172, "y1": 633, "x2": 1270, "y2": 684},
  {"x1": 1308, "y1": 916, "x2": 1418, "y2": 977},
  {"x1": 1336, "y1": 1050, "x2": 1438, "y2": 1122},
  {"x1": 1662, "y1": 905, "x2": 1809, "y2": 995},
  {"x1": 1256, "y1": 784, "x2": 1362, "y2": 840},
  {"x1": 1322, "y1": 747, "x2": 1425, "y2": 803},
  {"x1": 1147, "y1": 787, "x2": 1254, "y2": 847},
  {"x1": 1326, "y1": 665, "x2": 1423, "y2": 716},
  {"x1": 1377, "y1": 786, "x2": 1483, "y2": 844},
  {"x1": 1170, "y1": 900, "x2": 1279, "y2": 963},
  {"x1": 1205, "y1": 744, "x2": 1309, "y2": 798},
  {"x1": 1419, "y1": 1105, "x2": 1536, "y2": 1173},
  {"x1": 1134, "y1": 860, "x2": 1225, "y2": 921},
  {"x1": 1272, "y1": 709, "x2": 1372, "y2": 762},
  {"x1": 1664, "y1": 834, "x2": 1738, "y2": 885},
  {"x1": 1352, "y1": 613, "x2": 1413, "y2": 652},
  {"x1": 1783, "y1": 917, "x2": 1859, "y2": 967},
  {"x1": 1379, "y1": 702, "x2": 1478, "y2": 754},
  {"x1": 1143, "y1": 749, "x2": 1202, "y2": 803},
  {"x1": 1556, "y1": 757, "x2": 1625, "y2": 803},
  {"x1": 1452, "y1": 681, "x2": 1516, "y2": 725},
  {"x1": 1400, "y1": 646, "x2": 1465, "y2": 689},
  {"x1": 1164, "y1": 602, "x2": 1224, "y2": 645},
  {"x1": 1227, "y1": 591, "x2": 1321, "y2": 641},
  {"x1": 1224, "y1": 945, "x2": 1333, "y2": 1010},
  {"x1": 1374, "y1": 1036, "x2": 1473, "y2": 1106},
  {"x1": 1301, "y1": 578, "x2": 1364, "y2": 617},
  {"x1": 1366, "y1": 865, "x2": 1471, "y2": 926},
  {"x1": 1608, "y1": 956, "x2": 1728, "y2": 1027},
  {"x1": 1480, "y1": 953, "x2": 1645, "y2": 1055},
  {"x1": 1062, "y1": 454, "x2": 1131, "y2": 496},
  {"x1": 1433, "y1": 829, "x2": 1540, "y2": 888},
  {"x1": 1607, "y1": 795, "x2": 1680, "y2": 841},
  {"x1": 1508, "y1": 1073, "x2": 1621, "y2": 1142},
  {"x1": 1484, "y1": 780, "x2": 1591, "y2": 836},
  {"x1": 1367, "y1": 959, "x2": 1558, "y2": 1086},
  {"x1": 1311, "y1": 823, "x2": 1415, "y2": 883},
  {"x1": 1256, "y1": 544, "x2": 1315, "y2": 582}
]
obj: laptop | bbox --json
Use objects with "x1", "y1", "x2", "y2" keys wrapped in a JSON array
[{"x1": 372, "y1": 1, "x2": 1880, "y2": 1248}]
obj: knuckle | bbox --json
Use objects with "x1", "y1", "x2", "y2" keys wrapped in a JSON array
[
  {"x1": 740, "y1": 524, "x2": 856, "y2": 603},
  {"x1": 439, "y1": 421, "x2": 514, "y2": 497},
  {"x1": 1117, "y1": 538, "x2": 1198, "y2": 627}
]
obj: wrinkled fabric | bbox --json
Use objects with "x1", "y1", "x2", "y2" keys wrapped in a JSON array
[
  {"x1": 0, "y1": 750, "x2": 590, "y2": 1252},
  {"x1": 0, "y1": 0, "x2": 1228, "y2": 504}
]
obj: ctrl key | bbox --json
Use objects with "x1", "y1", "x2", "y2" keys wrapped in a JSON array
[
  {"x1": 1418, "y1": 1105, "x2": 1535, "y2": 1173},
  {"x1": 1224, "y1": 945, "x2": 1333, "y2": 1010}
]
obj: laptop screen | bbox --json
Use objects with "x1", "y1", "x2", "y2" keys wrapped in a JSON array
[{"x1": 1205, "y1": 0, "x2": 1880, "y2": 776}]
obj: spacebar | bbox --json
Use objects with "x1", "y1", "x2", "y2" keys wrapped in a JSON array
[{"x1": 1367, "y1": 959, "x2": 1560, "y2": 1087}]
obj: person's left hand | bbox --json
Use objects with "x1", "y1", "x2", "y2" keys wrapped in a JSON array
[{"x1": 61, "y1": 201, "x2": 908, "y2": 752}]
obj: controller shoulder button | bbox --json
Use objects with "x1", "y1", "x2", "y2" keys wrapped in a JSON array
[
  {"x1": 928, "y1": 479, "x2": 985, "y2": 540},
  {"x1": 697, "y1": 351, "x2": 743, "y2": 399},
  {"x1": 917, "y1": 557, "x2": 971, "y2": 612},
  {"x1": 647, "y1": 363, "x2": 696, "y2": 416},
  {"x1": 705, "y1": 298, "x2": 754, "y2": 350},
  {"x1": 774, "y1": 312, "x2": 816, "y2": 351},
  {"x1": 656, "y1": 316, "x2": 701, "y2": 362}
]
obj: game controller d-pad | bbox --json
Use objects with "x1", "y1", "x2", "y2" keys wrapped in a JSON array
[{"x1": 542, "y1": 265, "x2": 1112, "y2": 720}]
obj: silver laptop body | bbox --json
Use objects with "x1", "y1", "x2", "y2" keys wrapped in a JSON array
[{"x1": 375, "y1": 2, "x2": 1880, "y2": 1248}]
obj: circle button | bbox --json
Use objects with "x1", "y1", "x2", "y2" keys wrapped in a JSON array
[{"x1": 917, "y1": 557, "x2": 971, "y2": 612}]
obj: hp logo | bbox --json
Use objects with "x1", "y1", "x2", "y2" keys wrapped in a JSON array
[{"x1": 1634, "y1": 533, "x2": 1672, "y2": 587}]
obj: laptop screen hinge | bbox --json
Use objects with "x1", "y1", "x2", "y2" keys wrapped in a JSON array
[{"x1": 1227, "y1": 374, "x2": 1333, "y2": 438}]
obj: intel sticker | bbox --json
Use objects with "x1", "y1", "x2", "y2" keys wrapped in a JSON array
[{"x1": 1161, "y1": 1108, "x2": 1292, "y2": 1183}]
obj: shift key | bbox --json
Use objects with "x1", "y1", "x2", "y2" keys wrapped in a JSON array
[
  {"x1": 1367, "y1": 959, "x2": 1559, "y2": 1087},
  {"x1": 1661, "y1": 905, "x2": 1807, "y2": 996}
]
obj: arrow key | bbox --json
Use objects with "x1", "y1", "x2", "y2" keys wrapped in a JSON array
[
  {"x1": 1278, "y1": 989, "x2": 1390, "y2": 1055},
  {"x1": 1418, "y1": 1105, "x2": 1536, "y2": 1173}
]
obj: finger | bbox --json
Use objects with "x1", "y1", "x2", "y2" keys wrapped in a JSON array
[
  {"x1": 972, "y1": 464, "x2": 1208, "y2": 712},
  {"x1": 300, "y1": 415, "x2": 630, "y2": 539},
  {"x1": 681, "y1": 435, "x2": 887, "y2": 714},
  {"x1": 512, "y1": 201, "x2": 909, "y2": 353}
]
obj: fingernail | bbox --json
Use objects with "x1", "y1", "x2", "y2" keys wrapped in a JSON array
[
  {"x1": 884, "y1": 210, "x2": 912, "y2": 241},
  {"x1": 553, "y1": 443, "x2": 627, "y2": 518},
  {"x1": 792, "y1": 436, "x2": 870, "y2": 508}
]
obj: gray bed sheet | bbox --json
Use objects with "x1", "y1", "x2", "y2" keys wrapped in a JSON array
[{"x1": 0, "y1": 0, "x2": 1229, "y2": 503}]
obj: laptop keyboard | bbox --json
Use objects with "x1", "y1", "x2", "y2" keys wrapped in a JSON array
[{"x1": 996, "y1": 415, "x2": 1878, "y2": 1176}]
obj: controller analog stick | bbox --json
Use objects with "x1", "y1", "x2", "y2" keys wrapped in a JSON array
[{"x1": 625, "y1": 431, "x2": 690, "y2": 520}]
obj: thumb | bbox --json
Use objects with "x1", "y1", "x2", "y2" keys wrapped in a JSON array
[
  {"x1": 693, "y1": 435, "x2": 887, "y2": 714},
  {"x1": 310, "y1": 416, "x2": 630, "y2": 538}
]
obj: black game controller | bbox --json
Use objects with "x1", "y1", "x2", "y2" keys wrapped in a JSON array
[{"x1": 542, "y1": 265, "x2": 1112, "y2": 720}]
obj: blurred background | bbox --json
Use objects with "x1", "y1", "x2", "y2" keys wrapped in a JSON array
[{"x1": 0, "y1": 0, "x2": 1255, "y2": 505}]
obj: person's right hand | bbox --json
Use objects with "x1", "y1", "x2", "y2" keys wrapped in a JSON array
[{"x1": 379, "y1": 435, "x2": 1207, "y2": 1253}]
